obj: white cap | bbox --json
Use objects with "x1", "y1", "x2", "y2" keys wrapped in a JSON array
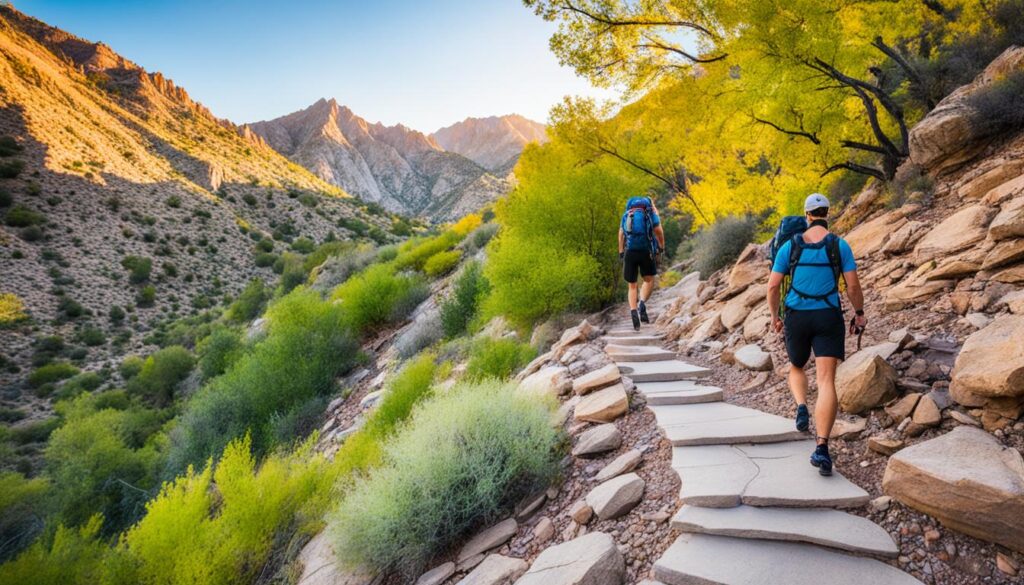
[{"x1": 804, "y1": 193, "x2": 830, "y2": 212}]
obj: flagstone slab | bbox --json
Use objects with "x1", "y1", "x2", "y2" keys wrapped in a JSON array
[
  {"x1": 606, "y1": 345, "x2": 677, "y2": 362},
  {"x1": 617, "y1": 360, "x2": 712, "y2": 382},
  {"x1": 654, "y1": 534, "x2": 922, "y2": 585},
  {"x1": 671, "y1": 505, "x2": 898, "y2": 558},
  {"x1": 601, "y1": 335, "x2": 665, "y2": 346},
  {"x1": 634, "y1": 380, "x2": 723, "y2": 405},
  {"x1": 672, "y1": 441, "x2": 870, "y2": 508},
  {"x1": 574, "y1": 383, "x2": 629, "y2": 423},
  {"x1": 650, "y1": 402, "x2": 805, "y2": 445}
]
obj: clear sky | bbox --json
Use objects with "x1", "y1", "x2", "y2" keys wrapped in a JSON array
[{"x1": 16, "y1": 0, "x2": 617, "y2": 133}]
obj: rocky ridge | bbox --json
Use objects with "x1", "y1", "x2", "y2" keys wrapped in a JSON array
[{"x1": 431, "y1": 115, "x2": 548, "y2": 174}]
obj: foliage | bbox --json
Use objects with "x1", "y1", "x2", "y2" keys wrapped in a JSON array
[
  {"x1": 168, "y1": 289, "x2": 358, "y2": 473},
  {"x1": 28, "y1": 362, "x2": 80, "y2": 388},
  {"x1": 439, "y1": 261, "x2": 488, "y2": 338},
  {"x1": 126, "y1": 346, "x2": 195, "y2": 406},
  {"x1": 0, "y1": 293, "x2": 28, "y2": 327},
  {"x1": 308, "y1": 244, "x2": 379, "y2": 292},
  {"x1": 465, "y1": 338, "x2": 536, "y2": 381},
  {"x1": 422, "y1": 249, "x2": 462, "y2": 277},
  {"x1": 330, "y1": 264, "x2": 427, "y2": 336},
  {"x1": 119, "y1": 356, "x2": 145, "y2": 381},
  {"x1": 121, "y1": 256, "x2": 153, "y2": 284},
  {"x1": 3, "y1": 205, "x2": 43, "y2": 227},
  {"x1": 688, "y1": 215, "x2": 760, "y2": 278},
  {"x1": 392, "y1": 231, "x2": 462, "y2": 272},
  {"x1": 274, "y1": 252, "x2": 306, "y2": 295},
  {"x1": 0, "y1": 159, "x2": 25, "y2": 179},
  {"x1": 450, "y1": 213, "x2": 483, "y2": 236},
  {"x1": 393, "y1": 312, "x2": 443, "y2": 360},
  {"x1": 659, "y1": 270, "x2": 682, "y2": 288},
  {"x1": 968, "y1": 70, "x2": 1024, "y2": 140},
  {"x1": 136, "y1": 286, "x2": 156, "y2": 308},
  {"x1": 328, "y1": 380, "x2": 560, "y2": 576},
  {"x1": 196, "y1": 326, "x2": 244, "y2": 380},
  {"x1": 0, "y1": 517, "x2": 115, "y2": 584},
  {"x1": 224, "y1": 279, "x2": 267, "y2": 323},
  {"x1": 0, "y1": 471, "x2": 48, "y2": 563}
]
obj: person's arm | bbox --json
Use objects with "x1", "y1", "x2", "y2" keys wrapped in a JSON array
[
  {"x1": 768, "y1": 271, "x2": 784, "y2": 332},
  {"x1": 618, "y1": 228, "x2": 625, "y2": 257},
  {"x1": 844, "y1": 269, "x2": 867, "y2": 328},
  {"x1": 653, "y1": 225, "x2": 665, "y2": 251}
]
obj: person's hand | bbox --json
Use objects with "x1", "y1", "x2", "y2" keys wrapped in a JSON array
[
  {"x1": 772, "y1": 317, "x2": 783, "y2": 334},
  {"x1": 618, "y1": 251, "x2": 624, "y2": 260},
  {"x1": 854, "y1": 314, "x2": 867, "y2": 329}
]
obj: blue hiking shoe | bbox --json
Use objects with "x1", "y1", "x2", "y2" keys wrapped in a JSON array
[
  {"x1": 810, "y1": 444, "x2": 833, "y2": 476},
  {"x1": 638, "y1": 300, "x2": 650, "y2": 323},
  {"x1": 795, "y1": 404, "x2": 809, "y2": 432}
]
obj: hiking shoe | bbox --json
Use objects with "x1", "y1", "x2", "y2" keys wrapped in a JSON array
[
  {"x1": 631, "y1": 310, "x2": 641, "y2": 331},
  {"x1": 795, "y1": 404, "x2": 809, "y2": 432},
  {"x1": 810, "y1": 444, "x2": 833, "y2": 476},
  {"x1": 638, "y1": 300, "x2": 649, "y2": 323}
]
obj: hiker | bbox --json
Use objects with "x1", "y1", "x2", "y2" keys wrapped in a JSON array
[
  {"x1": 619, "y1": 196, "x2": 665, "y2": 331},
  {"x1": 766, "y1": 193, "x2": 866, "y2": 476}
]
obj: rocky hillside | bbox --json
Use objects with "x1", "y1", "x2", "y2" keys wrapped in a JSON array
[
  {"x1": 0, "y1": 6, "x2": 399, "y2": 410},
  {"x1": 432, "y1": 114, "x2": 547, "y2": 174},
  {"x1": 248, "y1": 99, "x2": 513, "y2": 221}
]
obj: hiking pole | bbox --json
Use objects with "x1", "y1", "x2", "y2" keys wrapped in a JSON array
[{"x1": 848, "y1": 317, "x2": 865, "y2": 351}]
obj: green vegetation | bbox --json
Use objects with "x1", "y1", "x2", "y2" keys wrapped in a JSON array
[
  {"x1": 0, "y1": 293, "x2": 28, "y2": 327},
  {"x1": 195, "y1": 326, "x2": 244, "y2": 379},
  {"x1": 330, "y1": 264, "x2": 427, "y2": 336},
  {"x1": 465, "y1": 338, "x2": 536, "y2": 381},
  {"x1": 423, "y1": 249, "x2": 462, "y2": 277},
  {"x1": 224, "y1": 279, "x2": 267, "y2": 323},
  {"x1": 0, "y1": 471, "x2": 47, "y2": 562},
  {"x1": 687, "y1": 215, "x2": 760, "y2": 278},
  {"x1": 125, "y1": 346, "x2": 195, "y2": 406},
  {"x1": 3, "y1": 205, "x2": 43, "y2": 228},
  {"x1": 439, "y1": 261, "x2": 488, "y2": 338},
  {"x1": 28, "y1": 362, "x2": 79, "y2": 388},
  {"x1": 121, "y1": 256, "x2": 152, "y2": 284},
  {"x1": 0, "y1": 159, "x2": 25, "y2": 179},
  {"x1": 0, "y1": 135, "x2": 22, "y2": 157},
  {"x1": 329, "y1": 380, "x2": 560, "y2": 577}
]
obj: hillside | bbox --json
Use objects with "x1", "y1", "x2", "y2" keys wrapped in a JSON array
[
  {"x1": 432, "y1": 114, "x2": 548, "y2": 173},
  {"x1": 248, "y1": 99, "x2": 513, "y2": 221},
  {"x1": 0, "y1": 6, "x2": 403, "y2": 421}
]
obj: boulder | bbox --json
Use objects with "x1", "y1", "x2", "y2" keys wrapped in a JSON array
[
  {"x1": 513, "y1": 532, "x2": 624, "y2": 585},
  {"x1": 884, "y1": 275, "x2": 954, "y2": 311},
  {"x1": 888, "y1": 327, "x2": 914, "y2": 350},
  {"x1": 532, "y1": 517, "x2": 555, "y2": 543},
  {"x1": 593, "y1": 449, "x2": 643, "y2": 483},
  {"x1": 685, "y1": 312, "x2": 725, "y2": 346},
  {"x1": 881, "y1": 220, "x2": 925, "y2": 256},
  {"x1": 982, "y1": 238, "x2": 1024, "y2": 271},
  {"x1": 458, "y1": 519, "x2": 518, "y2": 563},
  {"x1": 882, "y1": 426, "x2": 1024, "y2": 552},
  {"x1": 519, "y1": 366, "x2": 572, "y2": 397},
  {"x1": 572, "y1": 424, "x2": 622, "y2": 457},
  {"x1": 296, "y1": 532, "x2": 378, "y2": 585},
  {"x1": 925, "y1": 258, "x2": 981, "y2": 281},
  {"x1": 836, "y1": 349, "x2": 898, "y2": 414},
  {"x1": 950, "y1": 316, "x2": 1024, "y2": 403},
  {"x1": 868, "y1": 436, "x2": 905, "y2": 456},
  {"x1": 831, "y1": 416, "x2": 867, "y2": 438},
  {"x1": 721, "y1": 287, "x2": 763, "y2": 331},
  {"x1": 885, "y1": 393, "x2": 922, "y2": 423},
  {"x1": 845, "y1": 212, "x2": 906, "y2": 256},
  {"x1": 913, "y1": 205, "x2": 996, "y2": 263},
  {"x1": 457, "y1": 555, "x2": 529, "y2": 585},
  {"x1": 725, "y1": 244, "x2": 765, "y2": 295},
  {"x1": 1001, "y1": 290, "x2": 1024, "y2": 314},
  {"x1": 570, "y1": 500, "x2": 594, "y2": 524},
  {"x1": 989, "y1": 196, "x2": 1024, "y2": 241},
  {"x1": 573, "y1": 364, "x2": 621, "y2": 396},
  {"x1": 417, "y1": 563, "x2": 456, "y2": 585},
  {"x1": 992, "y1": 264, "x2": 1024, "y2": 284},
  {"x1": 742, "y1": 305, "x2": 772, "y2": 342},
  {"x1": 959, "y1": 160, "x2": 1024, "y2": 200},
  {"x1": 733, "y1": 344, "x2": 773, "y2": 372},
  {"x1": 911, "y1": 394, "x2": 942, "y2": 427},
  {"x1": 909, "y1": 46, "x2": 1024, "y2": 173},
  {"x1": 574, "y1": 384, "x2": 629, "y2": 423},
  {"x1": 985, "y1": 174, "x2": 1024, "y2": 205},
  {"x1": 585, "y1": 473, "x2": 645, "y2": 520}
]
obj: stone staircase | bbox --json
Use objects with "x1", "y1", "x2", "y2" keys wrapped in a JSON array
[{"x1": 603, "y1": 302, "x2": 922, "y2": 585}]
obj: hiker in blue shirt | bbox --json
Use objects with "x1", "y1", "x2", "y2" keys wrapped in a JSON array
[
  {"x1": 766, "y1": 193, "x2": 866, "y2": 477},
  {"x1": 618, "y1": 196, "x2": 665, "y2": 330}
]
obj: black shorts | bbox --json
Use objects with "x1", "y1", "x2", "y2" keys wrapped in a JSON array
[
  {"x1": 623, "y1": 249, "x2": 657, "y2": 283},
  {"x1": 784, "y1": 308, "x2": 846, "y2": 367}
]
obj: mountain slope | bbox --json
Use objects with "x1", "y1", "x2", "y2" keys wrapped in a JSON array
[
  {"x1": 0, "y1": 6, "x2": 397, "y2": 399},
  {"x1": 248, "y1": 100, "x2": 513, "y2": 221},
  {"x1": 432, "y1": 114, "x2": 548, "y2": 173}
]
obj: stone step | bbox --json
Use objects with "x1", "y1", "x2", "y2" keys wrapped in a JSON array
[
  {"x1": 650, "y1": 402, "x2": 806, "y2": 446},
  {"x1": 672, "y1": 505, "x2": 898, "y2": 558},
  {"x1": 606, "y1": 345, "x2": 677, "y2": 362},
  {"x1": 601, "y1": 335, "x2": 664, "y2": 347},
  {"x1": 671, "y1": 441, "x2": 870, "y2": 508},
  {"x1": 634, "y1": 381, "x2": 723, "y2": 405},
  {"x1": 604, "y1": 328, "x2": 663, "y2": 338},
  {"x1": 654, "y1": 534, "x2": 922, "y2": 585},
  {"x1": 617, "y1": 360, "x2": 712, "y2": 382}
]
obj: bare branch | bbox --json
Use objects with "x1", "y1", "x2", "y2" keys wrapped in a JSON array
[
  {"x1": 872, "y1": 36, "x2": 934, "y2": 109},
  {"x1": 821, "y1": 162, "x2": 886, "y2": 181},
  {"x1": 635, "y1": 37, "x2": 728, "y2": 64},
  {"x1": 752, "y1": 115, "x2": 821, "y2": 144},
  {"x1": 840, "y1": 140, "x2": 889, "y2": 154},
  {"x1": 559, "y1": 0, "x2": 715, "y2": 37}
]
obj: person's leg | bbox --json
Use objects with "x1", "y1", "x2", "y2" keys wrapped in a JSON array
[
  {"x1": 640, "y1": 275, "x2": 655, "y2": 302},
  {"x1": 789, "y1": 364, "x2": 808, "y2": 406},
  {"x1": 783, "y1": 311, "x2": 812, "y2": 432},
  {"x1": 813, "y1": 357, "x2": 839, "y2": 443},
  {"x1": 628, "y1": 282, "x2": 639, "y2": 310}
]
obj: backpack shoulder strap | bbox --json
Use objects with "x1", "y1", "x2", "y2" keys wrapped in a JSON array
[
  {"x1": 824, "y1": 234, "x2": 842, "y2": 283},
  {"x1": 786, "y1": 234, "x2": 803, "y2": 277}
]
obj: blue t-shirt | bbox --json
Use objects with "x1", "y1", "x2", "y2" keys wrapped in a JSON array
[
  {"x1": 621, "y1": 209, "x2": 660, "y2": 251},
  {"x1": 771, "y1": 235, "x2": 856, "y2": 311}
]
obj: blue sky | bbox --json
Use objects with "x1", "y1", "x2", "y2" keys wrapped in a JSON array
[{"x1": 17, "y1": 0, "x2": 617, "y2": 132}]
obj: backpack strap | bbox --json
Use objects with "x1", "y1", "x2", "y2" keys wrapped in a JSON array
[{"x1": 787, "y1": 233, "x2": 843, "y2": 310}]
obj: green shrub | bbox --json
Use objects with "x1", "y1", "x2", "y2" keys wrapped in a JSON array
[
  {"x1": 253, "y1": 252, "x2": 277, "y2": 267},
  {"x1": 196, "y1": 326, "x2": 244, "y2": 379},
  {"x1": 328, "y1": 380, "x2": 560, "y2": 576},
  {"x1": 165, "y1": 195, "x2": 182, "y2": 208},
  {"x1": 120, "y1": 356, "x2": 145, "y2": 380},
  {"x1": 689, "y1": 215, "x2": 759, "y2": 277},
  {"x1": 0, "y1": 159, "x2": 24, "y2": 179},
  {"x1": 331, "y1": 264, "x2": 428, "y2": 336},
  {"x1": 0, "y1": 407, "x2": 26, "y2": 423},
  {"x1": 465, "y1": 338, "x2": 536, "y2": 381},
  {"x1": 0, "y1": 135, "x2": 22, "y2": 157},
  {"x1": 301, "y1": 240, "x2": 352, "y2": 274},
  {"x1": 168, "y1": 289, "x2": 359, "y2": 472},
  {"x1": 18, "y1": 225, "x2": 43, "y2": 242},
  {"x1": 0, "y1": 293, "x2": 28, "y2": 327},
  {"x1": 9, "y1": 417, "x2": 59, "y2": 445},
  {"x1": 392, "y1": 231, "x2": 462, "y2": 272},
  {"x1": 660, "y1": 270, "x2": 683, "y2": 288},
  {"x1": 136, "y1": 285, "x2": 156, "y2": 308},
  {"x1": 968, "y1": 70, "x2": 1024, "y2": 140},
  {"x1": 76, "y1": 326, "x2": 106, "y2": 347},
  {"x1": 0, "y1": 517, "x2": 112, "y2": 583},
  {"x1": 0, "y1": 189, "x2": 11, "y2": 207},
  {"x1": 290, "y1": 236, "x2": 316, "y2": 254},
  {"x1": 275, "y1": 252, "x2": 306, "y2": 294},
  {"x1": 108, "y1": 305, "x2": 125, "y2": 323},
  {"x1": 308, "y1": 245, "x2": 378, "y2": 292},
  {"x1": 56, "y1": 372, "x2": 104, "y2": 400},
  {"x1": 225, "y1": 279, "x2": 267, "y2": 323},
  {"x1": 28, "y1": 362, "x2": 79, "y2": 387},
  {"x1": 126, "y1": 346, "x2": 195, "y2": 406},
  {"x1": 423, "y1": 249, "x2": 462, "y2": 277},
  {"x1": 3, "y1": 205, "x2": 43, "y2": 227},
  {"x1": 0, "y1": 471, "x2": 48, "y2": 563},
  {"x1": 121, "y1": 256, "x2": 152, "y2": 284},
  {"x1": 440, "y1": 261, "x2": 488, "y2": 338}
]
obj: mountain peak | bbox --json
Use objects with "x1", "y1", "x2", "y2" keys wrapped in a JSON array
[{"x1": 431, "y1": 114, "x2": 548, "y2": 173}]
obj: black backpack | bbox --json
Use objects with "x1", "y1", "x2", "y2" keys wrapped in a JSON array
[{"x1": 779, "y1": 232, "x2": 844, "y2": 318}]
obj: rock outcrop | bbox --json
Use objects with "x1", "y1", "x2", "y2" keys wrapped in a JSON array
[
  {"x1": 431, "y1": 115, "x2": 547, "y2": 173},
  {"x1": 514, "y1": 532, "x2": 625, "y2": 585},
  {"x1": 836, "y1": 348, "x2": 898, "y2": 414}
]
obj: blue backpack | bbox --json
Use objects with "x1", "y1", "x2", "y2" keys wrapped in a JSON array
[
  {"x1": 622, "y1": 197, "x2": 658, "y2": 254},
  {"x1": 768, "y1": 216, "x2": 808, "y2": 265},
  {"x1": 769, "y1": 216, "x2": 844, "y2": 317}
]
